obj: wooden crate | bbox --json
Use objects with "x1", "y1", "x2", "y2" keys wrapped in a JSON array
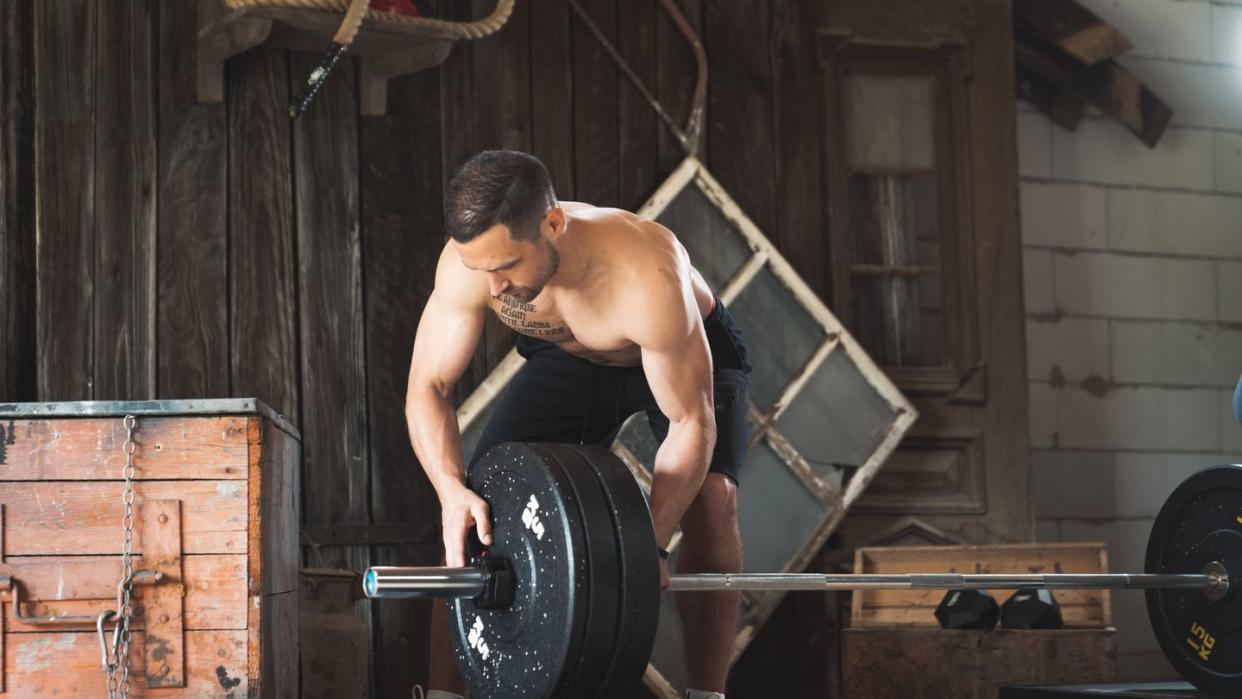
[
  {"x1": 0, "y1": 399, "x2": 300, "y2": 697},
  {"x1": 851, "y1": 542, "x2": 1112, "y2": 628},
  {"x1": 844, "y1": 543, "x2": 1118, "y2": 699}
]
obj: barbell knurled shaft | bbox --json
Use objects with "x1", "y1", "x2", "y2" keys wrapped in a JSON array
[{"x1": 666, "y1": 572, "x2": 1221, "y2": 592}]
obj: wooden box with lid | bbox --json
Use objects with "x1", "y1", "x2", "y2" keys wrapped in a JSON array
[{"x1": 0, "y1": 399, "x2": 300, "y2": 697}]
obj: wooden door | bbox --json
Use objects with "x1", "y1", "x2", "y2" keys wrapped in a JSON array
[{"x1": 817, "y1": 0, "x2": 1032, "y2": 546}]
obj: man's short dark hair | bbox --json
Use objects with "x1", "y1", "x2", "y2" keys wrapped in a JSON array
[{"x1": 445, "y1": 150, "x2": 557, "y2": 243}]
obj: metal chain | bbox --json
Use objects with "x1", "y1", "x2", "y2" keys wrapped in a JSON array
[{"x1": 104, "y1": 414, "x2": 138, "y2": 699}]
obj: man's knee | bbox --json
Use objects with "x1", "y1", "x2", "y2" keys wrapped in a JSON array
[{"x1": 685, "y1": 473, "x2": 739, "y2": 536}]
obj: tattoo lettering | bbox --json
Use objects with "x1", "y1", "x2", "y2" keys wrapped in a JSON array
[
  {"x1": 500, "y1": 297, "x2": 537, "y2": 313},
  {"x1": 493, "y1": 299, "x2": 574, "y2": 340}
]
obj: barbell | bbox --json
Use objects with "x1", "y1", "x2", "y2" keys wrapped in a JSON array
[{"x1": 363, "y1": 443, "x2": 1242, "y2": 698}]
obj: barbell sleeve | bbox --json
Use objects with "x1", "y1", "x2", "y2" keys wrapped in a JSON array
[{"x1": 364, "y1": 566, "x2": 488, "y2": 599}]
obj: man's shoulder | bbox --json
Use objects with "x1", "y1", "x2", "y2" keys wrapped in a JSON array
[
  {"x1": 432, "y1": 243, "x2": 489, "y2": 310},
  {"x1": 579, "y1": 209, "x2": 677, "y2": 262}
]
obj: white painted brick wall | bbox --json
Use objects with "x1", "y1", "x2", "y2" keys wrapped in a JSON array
[
  {"x1": 1114, "y1": 452, "x2": 1242, "y2": 517},
  {"x1": 1027, "y1": 381, "x2": 1058, "y2": 449},
  {"x1": 1018, "y1": 0, "x2": 1242, "y2": 679},
  {"x1": 1052, "y1": 120, "x2": 1215, "y2": 189},
  {"x1": 1218, "y1": 131, "x2": 1242, "y2": 192},
  {"x1": 1026, "y1": 317, "x2": 1109, "y2": 382},
  {"x1": 1031, "y1": 449, "x2": 1116, "y2": 518},
  {"x1": 1111, "y1": 321, "x2": 1242, "y2": 386},
  {"x1": 1053, "y1": 251, "x2": 1217, "y2": 320},
  {"x1": 1213, "y1": 2, "x2": 1242, "y2": 67},
  {"x1": 1021, "y1": 182, "x2": 1107, "y2": 249},
  {"x1": 1022, "y1": 248, "x2": 1056, "y2": 315},
  {"x1": 1055, "y1": 385, "x2": 1220, "y2": 451},
  {"x1": 1107, "y1": 189, "x2": 1242, "y2": 258},
  {"x1": 1221, "y1": 261, "x2": 1242, "y2": 321}
]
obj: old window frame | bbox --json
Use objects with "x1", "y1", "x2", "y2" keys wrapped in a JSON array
[{"x1": 820, "y1": 35, "x2": 984, "y2": 400}]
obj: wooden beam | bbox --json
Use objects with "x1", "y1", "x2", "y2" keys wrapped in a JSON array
[
  {"x1": 1015, "y1": 32, "x2": 1173, "y2": 147},
  {"x1": 1015, "y1": 64, "x2": 1086, "y2": 131},
  {"x1": 1013, "y1": 0, "x2": 1132, "y2": 65},
  {"x1": 196, "y1": 0, "x2": 270, "y2": 104},
  {"x1": 359, "y1": 41, "x2": 452, "y2": 116}
]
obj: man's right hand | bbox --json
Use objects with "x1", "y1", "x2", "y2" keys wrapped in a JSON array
[{"x1": 440, "y1": 483, "x2": 494, "y2": 567}]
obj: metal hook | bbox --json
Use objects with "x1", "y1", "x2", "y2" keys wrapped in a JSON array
[{"x1": 96, "y1": 609, "x2": 118, "y2": 671}]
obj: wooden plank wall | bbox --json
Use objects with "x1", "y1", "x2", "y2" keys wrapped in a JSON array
[{"x1": 0, "y1": 0, "x2": 836, "y2": 695}]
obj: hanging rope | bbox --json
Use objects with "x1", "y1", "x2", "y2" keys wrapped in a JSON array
[
  {"x1": 564, "y1": 0, "x2": 707, "y2": 157},
  {"x1": 224, "y1": 0, "x2": 516, "y2": 40}
]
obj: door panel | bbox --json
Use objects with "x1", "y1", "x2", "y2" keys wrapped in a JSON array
[{"x1": 818, "y1": 0, "x2": 1031, "y2": 545}]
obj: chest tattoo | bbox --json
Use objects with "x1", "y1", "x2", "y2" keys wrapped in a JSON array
[{"x1": 495, "y1": 298, "x2": 575, "y2": 340}]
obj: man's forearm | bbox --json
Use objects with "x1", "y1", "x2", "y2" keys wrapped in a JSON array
[
  {"x1": 648, "y1": 418, "x2": 717, "y2": 547},
  {"x1": 405, "y1": 386, "x2": 470, "y2": 496}
]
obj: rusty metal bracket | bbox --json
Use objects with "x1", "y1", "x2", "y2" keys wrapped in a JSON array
[
  {"x1": 140, "y1": 500, "x2": 186, "y2": 689},
  {"x1": 6, "y1": 571, "x2": 162, "y2": 626}
]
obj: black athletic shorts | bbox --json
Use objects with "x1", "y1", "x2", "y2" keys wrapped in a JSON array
[{"x1": 469, "y1": 298, "x2": 753, "y2": 484}]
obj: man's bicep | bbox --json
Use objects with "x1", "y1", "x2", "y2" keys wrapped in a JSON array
[{"x1": 407, "y1": 288, "x2": 485, "y2": 401}]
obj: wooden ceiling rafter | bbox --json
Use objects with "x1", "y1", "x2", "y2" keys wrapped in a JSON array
[{"x1": 1012, "y1": 0, "x2": 1174, "y2": 148}]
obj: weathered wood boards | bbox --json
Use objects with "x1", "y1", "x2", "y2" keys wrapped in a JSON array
[
  {"x1": 844, "y1": 543, "x2": 1118, "y2": 699},
  {"x1": 1013, "y1": 0, "x2": 1132, "y2": 66},
  {"x1": 0, "y1": 400, "x2": 300, "y2": 697},
  {"x1": 843, "y1": 628, "x2": 1118, "y2": 699}
]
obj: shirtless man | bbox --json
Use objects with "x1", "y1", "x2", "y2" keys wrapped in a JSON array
[{"x1": 406, "y1": 150, "x2": 752, "y2": 699}]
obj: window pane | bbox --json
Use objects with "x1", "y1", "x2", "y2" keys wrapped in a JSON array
[
  {"x1": 729, "y1": 266, "x2": 825, "y2": 410},
  {"x1": 776, "y1": 346, "x2": 898, "y2": 470},
  {"x1": 844, "y1": 73, "x2": 935, "y2": 171},
  {"x1": 849, "y1": 173, "x2": 945, "y2": 367},
  {"x1": 737, "y1": 442, "x2": 826, "y2": 573},
  {"x1": 655, "y1": 184, "x2": 753, "y2": 289}
]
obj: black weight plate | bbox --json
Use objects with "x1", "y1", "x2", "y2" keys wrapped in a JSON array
[
  {"x1": 531, "y1": 445, "x2": 623, "y2": 698},
  {"x1": 450, "y1": 442, "x2": 589, "y2": 698},
  {"x1": 1146, "y1": 464, "x2": 1242, "y2": 696},
  {"x1": 564, "y1": 445, "x2": 661, "y2": 697}
]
